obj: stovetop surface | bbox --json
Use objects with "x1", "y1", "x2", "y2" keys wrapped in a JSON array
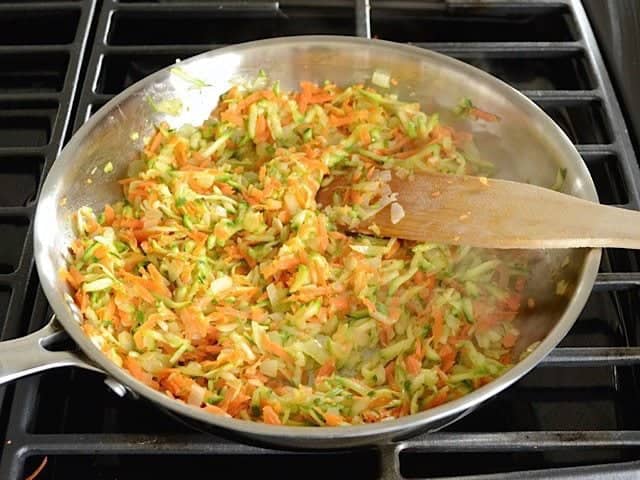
[{"x1": 1, "y1": 1, "x2": 640, "y2": 479}]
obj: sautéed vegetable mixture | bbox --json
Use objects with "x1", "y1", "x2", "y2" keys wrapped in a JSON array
[{"x1": 62, "y1": 74, "x2": 531, "y2": 426}]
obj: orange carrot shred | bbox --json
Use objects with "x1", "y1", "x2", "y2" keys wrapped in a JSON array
[
  {"x1": 146, "y1": 130, "x2": 163, "y2": 155},
  {"x1": 263, "y1": 405, "x2": 281, "y2": 425},
  {"x1": 24, "y1": 456, "x2": 48, "y2": 480}
]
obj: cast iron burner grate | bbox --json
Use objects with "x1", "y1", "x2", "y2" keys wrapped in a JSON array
[
  {"x1": 2, "y1": 1, "x2": 640, "y2": 479},
  {"x1": 0, "y1": 0, "x2": 97, "y2": 456}
]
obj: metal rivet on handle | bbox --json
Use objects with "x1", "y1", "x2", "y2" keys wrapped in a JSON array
[{"x1": 104, "y1": 377, "x2": 130, "y2": 398}]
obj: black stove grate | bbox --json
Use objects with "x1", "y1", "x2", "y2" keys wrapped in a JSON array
[
  {"x1": 3, "y1": 0, "x2": 640, "y2": 478},
  {"x1": 0, "y1": 0, "x2": 96, "y2": 451}
]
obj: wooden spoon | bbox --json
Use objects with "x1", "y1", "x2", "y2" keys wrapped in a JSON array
[{"x1": 316, "y1": 171, "x2": 640, "y2": 249}]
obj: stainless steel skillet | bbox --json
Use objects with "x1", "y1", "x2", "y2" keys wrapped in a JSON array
[{"x1": 0, "y1": 36, "x2": 600, "y2": 448}]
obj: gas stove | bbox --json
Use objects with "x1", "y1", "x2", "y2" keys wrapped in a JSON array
[{"x1": 1, "y1": 1, "x2": 640, "y2": 479}]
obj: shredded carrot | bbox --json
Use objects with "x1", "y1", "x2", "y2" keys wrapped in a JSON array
[
  {"x1": 103, "y1": 204, "x2": 115, "y2": 225},
  {"x1": 316, "y1": 359, "x2": 335, "y2": 379},
  {"x1": 470, "y1": 107, "x2": 500, "y2": 122},
  {"x1": 432, "y1": 308, "x2": 444, "y2": 343},
  {"x1": 221, "y1": 108, "x2": 244, "y2": 127},
  {"x1": 504, "y1": 293, "x2": 522, "y2": 312},
  {"x1": 262, "y1": 335, "x2": 293, "y2": 364},
  {"x1": 323, "y1": 411, "x2": 343, "y2": 426},
  {"x1": 124, "y1": 356, "x2": 159, "y2": 389},
  {"x1": 425, "y1": 388, "x2": 449, "y2": 409},
  {"x1": 438, "y1": 344, "x2": 456, "y2": 373},
  {"x1": 262, "y1": 405, "x2": 281, "y2": 425},
  {"x1": 237, "y1": 90, "x2": 274, "y2": 111},
  {"x1": 255, "y1": 114, "x2": 271, "y2": 143},
  {"x1": 24, "y1": 456, "x2": 48, "y2": 480},
  {"x1": 205, "y1": 404, "x2": 230, "y2": 416},
  {"x1": 405, "y1": 355, "x2": 422, "y2": 375},
  {"x1": 329, "y1": 113, "x2": 355, "y2": 127},
  {"x1": 330, "y1": 294, "x2": 350, "y2": 314},
  {"x1": 68, "y1": 266, "x2": 84, "y2": 289},
  {"x1": 145, "y1": 131, "x2": 163, "y2": 155},
  {"x1": 179, "y1": 306, "x2": 208, "y2": 340},
  {"x1": 174, "y1": 141, "x2": 188, "y2": 166},
  {"x1": 502, "y1": 331, "x2": 518, "y2": 348}
]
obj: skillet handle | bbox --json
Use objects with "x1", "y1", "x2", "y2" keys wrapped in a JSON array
[{"x1": 0, "y1": 314, "x2": 102, "y2": 385}]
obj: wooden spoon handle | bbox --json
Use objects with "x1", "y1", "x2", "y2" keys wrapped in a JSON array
[{"x1": 358, "y1": 173, "x2": 640, "y2": 249}]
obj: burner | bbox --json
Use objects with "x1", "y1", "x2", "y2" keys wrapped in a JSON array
[{"x1": 2, "y1": 1, "x2": 640, "y2": 478}]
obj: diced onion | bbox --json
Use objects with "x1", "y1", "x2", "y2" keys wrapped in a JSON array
[
  {"x1": 266, "y1": 283, "x2": 279, "y2": 306},
  {"x1": 83, "y1": 277, "x2": 114, "y2": 292},
  {"x1": 260, "y1": 359, "x2": 280, "y2": 378},
  {"x1": 139, "y1": 351, "x2": 168, "y2": 373},
  {"x1": 187, "y1": 384, "x2": 207, "y2": 406},
  {"x1": 371, "y1": 70, "x2": 391, "y2": 88},
  {"x1": 390, "y1": 202, "x2": 405, "y2": 224},
  {"x1": 210, "y1": 275, "x2": 233, "y2": 295},
  {"x1": 118, "y1": 331, "x2": 134, "y2": 351}
]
